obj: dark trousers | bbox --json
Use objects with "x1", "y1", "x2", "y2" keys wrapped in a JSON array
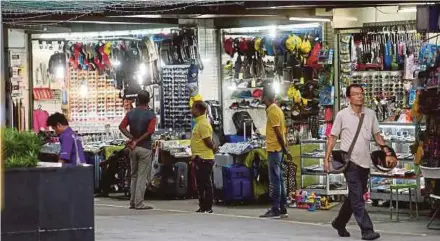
[
  {"x1": 195, "y1": 158, "x2": 214, "y2": 210},
  {"x1": 334, "y1": 162, "x2": 374, "y2": 234}
]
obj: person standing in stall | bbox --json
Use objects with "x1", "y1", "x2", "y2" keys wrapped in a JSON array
[
  {"x1": 324, "y1": 84, "x2": 385, "y2": 240},
  {"x1": 190, "y1": 101, "x2": 217, "y2": 213},
  {"x1": 260, "y1": 88, "x2": 293, "y2": 219},
  {"x1": 119, "y1": 90, "x2": 156, "y2": 210},
  {"x1": 46, "y1": 112, "x2": 86, "y2": 166}
]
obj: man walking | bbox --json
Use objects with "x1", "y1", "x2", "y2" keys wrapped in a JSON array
[
  {"x1": 260, "y1": 88, "x2": 293, "y2": 219},
  {"x1": 190, "y1": 101, "x2": 217, "y2": 213},
  {"x1": 119, "y1": 90, "x2": 156, "y2": 210},
  {"x1": 324, "y1": 84, "x2": 386, "y2": 240}
]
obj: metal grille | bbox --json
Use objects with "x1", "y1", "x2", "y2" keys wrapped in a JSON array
[{"x1": 1, "y1": 0, "x2": 231, "y2": 14}]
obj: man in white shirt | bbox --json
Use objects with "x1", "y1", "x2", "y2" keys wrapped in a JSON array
[{"x1": 324, "y1": 84, "x2": 387, "y2": 240}]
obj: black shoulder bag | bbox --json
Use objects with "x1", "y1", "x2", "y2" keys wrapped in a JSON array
[{"x1": 330, "y1": 113, "x2": 365, "y2": 174}]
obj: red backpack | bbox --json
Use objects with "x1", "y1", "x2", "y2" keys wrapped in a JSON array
[{"x1": 306, "y1": 42, "x2": 321, "y2": 66}]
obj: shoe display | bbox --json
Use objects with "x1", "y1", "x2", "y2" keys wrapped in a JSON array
[
  {"x1": 229, "y1": 102, "x2": 239, "y2": 109},
  {"x1": 250, "y1": 99, "x2": 260, "y2": 108},
  {"x1": 238, "y1": 99, "x2": 250, "y2": 109}
]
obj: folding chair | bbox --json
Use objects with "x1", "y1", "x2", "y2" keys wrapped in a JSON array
[{"x1": 420, "y1": 166, "x2": 440, "y2": 230}]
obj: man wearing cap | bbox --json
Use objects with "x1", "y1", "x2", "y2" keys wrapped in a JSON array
[
  {"x1": 119, "y1": 90, "x2": 156, "y2": 210},
  {"x1": 260, "y1": 87, "x2": 293, "y2": 219},
  {"x1": 324, "y1": 84, "x2": 388, "y2": 240}
]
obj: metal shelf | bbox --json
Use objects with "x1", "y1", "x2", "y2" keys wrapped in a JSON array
[{"x1": 304, "y1": 188, "x2": 348, "y2": 196}]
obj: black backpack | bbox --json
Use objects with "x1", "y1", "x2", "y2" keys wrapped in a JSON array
[{"x1": 232, "y1": 111, "x2": 255, "y2": 137}]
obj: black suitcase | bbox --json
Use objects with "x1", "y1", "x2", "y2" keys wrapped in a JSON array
[
  {"x1": 161, "y1": 162, "x2": 188, "y2": 199},
  {"x1": 232, "y1": 111, "x2": 254, "y2": 136}
]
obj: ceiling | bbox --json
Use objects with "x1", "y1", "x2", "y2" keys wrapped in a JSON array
[{"x1": 1, "y1": 0, "x2": 431, "y2": 32}]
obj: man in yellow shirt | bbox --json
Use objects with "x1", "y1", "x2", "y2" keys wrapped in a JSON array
[
  {"x1": 191, "y1": 101, "x2": 217, "y2": 213},
  {"x1": 260, "y1": 88, "x2": 293, "y2": 219}
]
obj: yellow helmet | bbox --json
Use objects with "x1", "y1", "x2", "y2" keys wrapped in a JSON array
[
  {"x1": 104, "y1": 42, "x2": 112, "y2": 55},
  {"x1": 254, "y1": 37, "x2": 264, "y2": 56},
  {"x1": 189, "y1": 94, "x2": 203, "y2": 108},
  {"x1": 285, "y1": 34, "x2": 302, "y2": 53},
  {"x1": 300, "y1": 38, "x2": 312, "y2": 55}
]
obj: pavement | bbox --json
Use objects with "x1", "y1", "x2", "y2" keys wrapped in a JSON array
[{"x1": 94, "y1": 195, "x2": 440, "y2": 241}]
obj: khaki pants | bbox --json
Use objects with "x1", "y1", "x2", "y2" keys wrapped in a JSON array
[{"x1": 129, "y1": 147, "x2": 152, "y2": 208}]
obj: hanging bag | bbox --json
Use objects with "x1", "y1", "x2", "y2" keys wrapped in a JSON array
[{"x1": 329, "y1": 113, "x2": 364, "y2": 174}]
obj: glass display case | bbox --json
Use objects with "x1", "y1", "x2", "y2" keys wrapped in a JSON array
[
  {"x1": 369, "y1": 122, "x2": 425, "y2": 205},
  {"x1": 300, "y1": 139, "x2": 348, "y2": 196}
]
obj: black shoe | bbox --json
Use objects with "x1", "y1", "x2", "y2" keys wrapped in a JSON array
[
  {"x1": 362, "y1": 232, "x2": 380, "y2": 240},
  {"x1": 196, "y1": 208, "x2": 205, "y2": 213},
  {"x1": 204, "y1": 209, "x2": 213, "y2": 214},
  {"x1": 95, "y1": 193, "x2": 109, "y2": 198},
  {"x1": 332, "y1": 221, "x2": 350, "y2": 237},
  {"x1": 280, "y1": 207, "x2": 288, "y2": 218},
  {"x1": 259, "y1": 208, "x2": 281, "y2": 219}
]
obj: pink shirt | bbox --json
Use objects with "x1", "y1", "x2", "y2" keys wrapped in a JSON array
[{"x1": 33, "y1": 109, "x2": 49, "y2": 133}]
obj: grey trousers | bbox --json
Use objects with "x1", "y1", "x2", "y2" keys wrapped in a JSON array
[{"x1": 129, "y1": 146, "x2": 153, "y2": 208}]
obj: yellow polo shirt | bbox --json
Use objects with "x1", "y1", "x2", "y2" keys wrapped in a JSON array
[
  {"x1": 191, "y1": 115, "x2": 215, "y2": 160},
  {"x1": 266, "y1": 103, "x2": 286, "y2": 152}
]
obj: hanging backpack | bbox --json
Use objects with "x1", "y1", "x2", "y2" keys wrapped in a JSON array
[
  {"x1": 306, "y1": 42, "x2": 322, "y2": 66},
  {"x1": 232, "y1": 111, "x2": 254, "y2": 137}
]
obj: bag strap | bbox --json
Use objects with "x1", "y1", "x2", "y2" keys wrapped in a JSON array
[{"x1": 347, "y1": 113, "x2": 365, "y2": 157}]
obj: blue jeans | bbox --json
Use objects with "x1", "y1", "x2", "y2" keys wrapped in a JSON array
[{"x1": 268, "y1": 151, "x2": 287, "y2": 210}]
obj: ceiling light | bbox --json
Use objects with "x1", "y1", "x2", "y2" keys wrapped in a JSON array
[
  {"x1": 333, "y1": 16, "x2": 358, "y2": 22},
  {"x1": 289, "y1": 17, "x2": 331, "y2": 22},
  {"x1": 398, "y1": 6, "x2": 417, "y2": 13}
]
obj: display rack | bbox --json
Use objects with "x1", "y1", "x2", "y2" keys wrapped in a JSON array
[
  {"x1": 67, "y1": 68, "x2": 124, "y2": 123},
  {"x1": 369, "y1": 122, "x2": 425, "y2": 205},
  {"x1": 300, "y1": 139, "x2": 348, "y2": 196},
  {"x1": 160, "y1": 65, "x2": 192, "y2": 132}
]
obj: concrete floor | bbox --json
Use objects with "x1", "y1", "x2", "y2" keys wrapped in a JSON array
[{"x1": 94, "y1": 195, "x2": 440, "y2": 241}]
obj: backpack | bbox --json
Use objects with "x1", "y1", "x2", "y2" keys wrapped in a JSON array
[
  {"x1": 232, "y1": 111, "x2": 254, "y2": 137},
  {"x1": 306, "y1": 42, "x2": 322, "y2": 66},
  {"x1": 205, "y1": 100, "x2": 222, "y2": 130},
  {"x1": 48, "y1": 52, "x2": 67, "y2": 75}
]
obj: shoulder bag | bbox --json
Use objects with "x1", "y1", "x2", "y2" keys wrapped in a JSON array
[{"x1": 330, "y1": 113, "x2": 365, "y2": 174}]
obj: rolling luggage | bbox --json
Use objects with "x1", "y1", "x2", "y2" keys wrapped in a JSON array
[
  {"x1": 222, "y1": 165, "x2": 253, "y2": 202},
  {"x1": 232, "y1": 111, "x2": 254, "y2": 136},
  {"x1": 161, "y1": 162, "x2": 188, "y2": 199},
  {"x1": 213, "y1": 154, "x2": 235, "y2": 201}
]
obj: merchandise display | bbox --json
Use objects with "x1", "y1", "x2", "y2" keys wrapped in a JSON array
[
  {"x1": 369, "y1": 123, "x2": 424, "y2": 205},
  {"x1": 161, "y1": 65, "x2": 193, "y2": 131},
  {"x1": 221, "y1": 24, "x2": 335, "y2": 139},
  {"x1": 300, "y1": 139, "x2": 348, "y2": 196}
]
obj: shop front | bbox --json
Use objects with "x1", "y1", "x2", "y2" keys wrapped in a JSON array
[{"x1": 2, "y1": 2, "x2": 440, "y2": 236}]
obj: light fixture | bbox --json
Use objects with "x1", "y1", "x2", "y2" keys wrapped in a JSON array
[
  {"x1": 139, "y1": 64, "x2": 147, "y2": 76},
  {"x1": 55, "y1": 65, "x2": 65, "y2": 79},
  {"x1": 112, "y1": 60, "x2": 121, "y2": 67},
  {"x1": 289, "y1": 17, "x2": 331, "y2": 22},
  {"x1": 273, "y1": 81, "x2": 281, "y2": 94},
  {"x1": 79, "y1": 81, "x2": 88, "y2": 98},
  {"x1": 333, "y1": 16, "x2": 358, "y2": 22},
  {"x1": 269, "y1": 25, "x2": 277, "y2": 38},
  {"x1": 398, "y1": 6, "x2": 417, "y2": 13}
]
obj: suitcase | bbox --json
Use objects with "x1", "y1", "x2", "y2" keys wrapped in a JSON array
[
  {"x1": 84, "y1": 150, "x2": 104, "y2": 192},
  {"x1": 161, "y1": 162, "x2": 188, "y2": 199},
  {"x1": 213, "y1": 154, "x2": 235, "y2": 201},
  {"x1": 222, "y1": 165, "x2": 253, "y2": 202}
]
